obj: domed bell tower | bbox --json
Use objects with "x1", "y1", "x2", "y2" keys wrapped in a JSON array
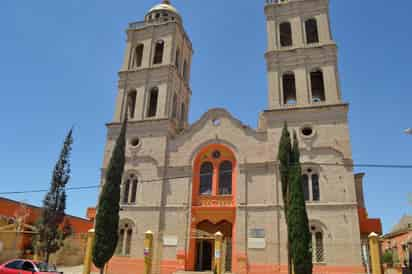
[{"x1": 113, "y1": 0, "x2": 193, "y2": 132}]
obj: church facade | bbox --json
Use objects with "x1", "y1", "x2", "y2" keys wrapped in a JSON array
[{"x1": 99, "y1": 0, "x2": 381, "y2": 273}]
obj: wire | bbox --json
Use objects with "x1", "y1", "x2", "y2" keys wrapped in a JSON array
[
  {"x1": 1, "y1": 162, "x2": 411, "y2": 195},
  {"x1": 0, "y1": 185, "x2": 100, "y2": 195}
]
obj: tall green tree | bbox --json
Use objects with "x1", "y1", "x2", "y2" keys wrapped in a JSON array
[
  {"x1": 287, "y1": 132, "x2": 312, "y2": 274},
  {"x1": 34, "y1": 128, "x2": 73, "y2": 262},
  {"x1": 278, "y1": 122, "x2": 292, "y2": 208},
  {"x1": 277, "y1": 122, "x2": 293, "y2": 273},
  {"x1": 93, "y1": 118, "x2": 127, "y2": 274}
]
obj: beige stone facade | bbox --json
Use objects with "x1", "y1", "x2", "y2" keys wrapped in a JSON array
[{"x1": 99, "y1": 1, "x2": 379, "y2": 273}]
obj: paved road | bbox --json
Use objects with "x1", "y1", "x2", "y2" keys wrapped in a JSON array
[{"x1": 58, "y1": 265, "x2": 99, "y2": 274}]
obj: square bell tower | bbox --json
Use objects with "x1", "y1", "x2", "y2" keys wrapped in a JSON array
[
  {"x1": 264, "y1": 0, "x2": 342, "y2": 109},
  {"x1": 112, "y1": 0, "x2": 193, "y2": 133}
]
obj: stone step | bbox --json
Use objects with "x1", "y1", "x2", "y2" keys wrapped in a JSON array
[
  {"x1": 174, "y1": 271, "x2": 213, "y2": 274},
  {"x1": 174, "y1": 272, "x2": 232, "y2": 274}
]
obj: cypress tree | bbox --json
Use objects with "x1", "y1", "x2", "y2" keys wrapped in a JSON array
[
  {"x1": 277, "y1": 122, "x2": 292, "y2": 273},
  {"x1": 278, "y1": 122, "x2": 292, "y2": 208},
  {"x1": 34, "y1": 128, "x2": 73, "y2": 262},
  {"x1": 93, "y1": 118, "x2": 127, "y2": 274},
  {"x1": 287, "y1": 131, "x2": 312, "y2": 274}
]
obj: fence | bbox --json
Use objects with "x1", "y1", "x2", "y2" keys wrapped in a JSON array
[{"x1": 79, "y1": 230, "x2": 385, "y2": 274}]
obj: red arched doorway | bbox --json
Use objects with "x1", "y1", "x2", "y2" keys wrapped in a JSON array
[{"x1": 194, "y1": 220, "x2": 233, "y2": 272}]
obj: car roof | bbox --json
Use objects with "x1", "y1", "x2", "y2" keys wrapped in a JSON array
[
  {"x1": 3, "y1": 259, "x2": 39, "y2": 266},
  {"x1": 4, "y1": 259, "x2": 24, "y2": 264}
]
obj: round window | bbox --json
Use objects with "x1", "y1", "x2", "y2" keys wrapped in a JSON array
[
  {"x1": 212, "y1": 150, "x2": 221, "y2": 159},
  {"x1": 301, "y1": 126, "x2": 314, "y2": 137},
  {"x1": 130, "y1": 137, "x2": 140, "y2": 147}
]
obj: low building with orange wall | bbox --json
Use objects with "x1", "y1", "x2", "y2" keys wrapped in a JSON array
[
  {"x1": 381, "y1": 215, "x2": 412, "y2": 270},
  {"x1": 0, "y1": 197, "x2": 93, "y2": 264}
]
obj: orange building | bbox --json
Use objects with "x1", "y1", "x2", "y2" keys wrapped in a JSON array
[
  {"x1": 381, "y1": 215, "x2": 412, "y2": 269},
  {"x1": 355, "y1": 173, "x2": 382, "y2": 238},
  {"x1": 0, "y1": 197, "x2": 93, "y2": 263}
]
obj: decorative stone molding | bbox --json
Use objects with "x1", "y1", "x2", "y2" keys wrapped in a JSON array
[
  {"x1": 264, "y1": 0, "x2": 329, "y2": 19},
  {"x1": 266, "y1": 44, "x2": 338, "y2": 71}
]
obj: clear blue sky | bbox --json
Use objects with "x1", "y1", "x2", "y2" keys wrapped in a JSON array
[{"x1": 0, "y1": 0, "x2": 411, "y2": 233}]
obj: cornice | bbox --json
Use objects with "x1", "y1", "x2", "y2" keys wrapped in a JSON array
[
  {"x1": 265, "y1": 0, "x2": 329, "y2": 20},
  {"x1": 265, "y1": 43, "x2": 338, "y2": 71},
  {"x1": 260, "y1": 103, "x2": 349, "y2": 129},
  {"x1": 263, "y1": 103, "x2": 348, "y2": 116},
  {"x1": 118, "y1": 65, "x2": 192, "y2": 94},
  {"x1": 126, "y1": 20, "x2": 193, "y2": 51},
  {"x1": 119, "y1": 202, "x2": 359, "y2": 211},
  {"x1": 106, "y1": 119, "x2": 177, "y2": 139}
]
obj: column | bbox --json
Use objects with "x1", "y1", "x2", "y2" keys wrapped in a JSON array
[
  {"x1": 82, "y1": 229, "x2": 95, "y2": 274},
  {"x1": 369, "y1": 232, "x2": 383, "y2": 274}
]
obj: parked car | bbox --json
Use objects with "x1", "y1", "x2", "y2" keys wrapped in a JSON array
[{"x1": 0, "y1": 259, "x2": 63, "y2": 274}]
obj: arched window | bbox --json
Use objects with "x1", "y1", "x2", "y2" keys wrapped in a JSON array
[
  {"x1": 175, "y1": 48, "x2": 180, "y2": 70},
  {"x1": 116, "y1": 229, "x2": 125, "y2": 254},
  {"x1": 180, "y1": 103, "x2": 186, "y2": 123},
  {"x1": 310, "y1": 70, "x2": 326, "y2": 102},
  {"x1": 183, "y1": 60, "x2": 188, "y2": 81},
  {"x1": 302, "y1": 168, "x2": 320, "y2": 202},
  {"x1": 153, "y1": 40, "x2": 164, "y2": 64},
  {"x1": 194, "y1": 145, "x2": 236, "y2": 199},
  {"x1": 147, "y1": 87, "x2": 158, "y2": 117},
  {"x1": 125, "y1": 229, "x2": 132, "y2": 255},
  {"x1": 130, "y1": 176, "x2": 138, "y2": 203},
  {"x1": 305, "y1": 19, "x2": 319, "y2": 44},
  {"x1": 133, "y1": 44, "x2": 144, "y2": 68},
  {"x1": 282, "y1": 73, "x2": 297, "y2": 105},
  {"x1": 200, "y1": 162, "x2": 213, "y2": 195},
  {"x1": 312, "y1": 174, "x2": 320, "y2": 201},
  {"x1": 302, "y1": 174, "x2": 310, "y2": 201},
  {"x1": 122, "y1": 180, "x2": 130, "y2": 204},
  {"x1": 219, "y1": 161, "x2": 232, "y2": 195},
  {"x1": 116, "y1": 221, "x2": 134, "y2": 256},
  {"x1": 172, "y1": 93, "x2": 178, "y2": 119},
  {"x1": 279, "y1": 22, "x2": 292, "y2": 47},
  {"x1": 127, "y1": 91, "x2": 137, "y2": 119},
  {"x1": 310, "y1": 225, "x2": 324, "y2": 263},
  {"x1": 122, "y1": 174, "x2": 138, "y2": 204}
]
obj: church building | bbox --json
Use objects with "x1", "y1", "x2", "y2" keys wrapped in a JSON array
[{"x1": 99, "y1": 0, "x2": 381, "y2": 273}]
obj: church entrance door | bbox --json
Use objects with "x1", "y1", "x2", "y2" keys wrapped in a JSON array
[
  {"x1": 194, "y1": 220, "x2": 233, "y2": 272},
  {"x1": 195, "y1": 239, "x2": 213, "y2": 271}
]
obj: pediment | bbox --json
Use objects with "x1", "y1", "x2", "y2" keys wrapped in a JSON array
[
  {"x1": 174, "y1": 108, "x2": 266, "y2": 144},
  {"x1": 168, "y1": 109, "x2": 268, "y2": 165}
]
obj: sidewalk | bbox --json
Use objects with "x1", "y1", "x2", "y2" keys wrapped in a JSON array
[{"x1": 57, "y1": 265, "x2": 99, "y2": 274}]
